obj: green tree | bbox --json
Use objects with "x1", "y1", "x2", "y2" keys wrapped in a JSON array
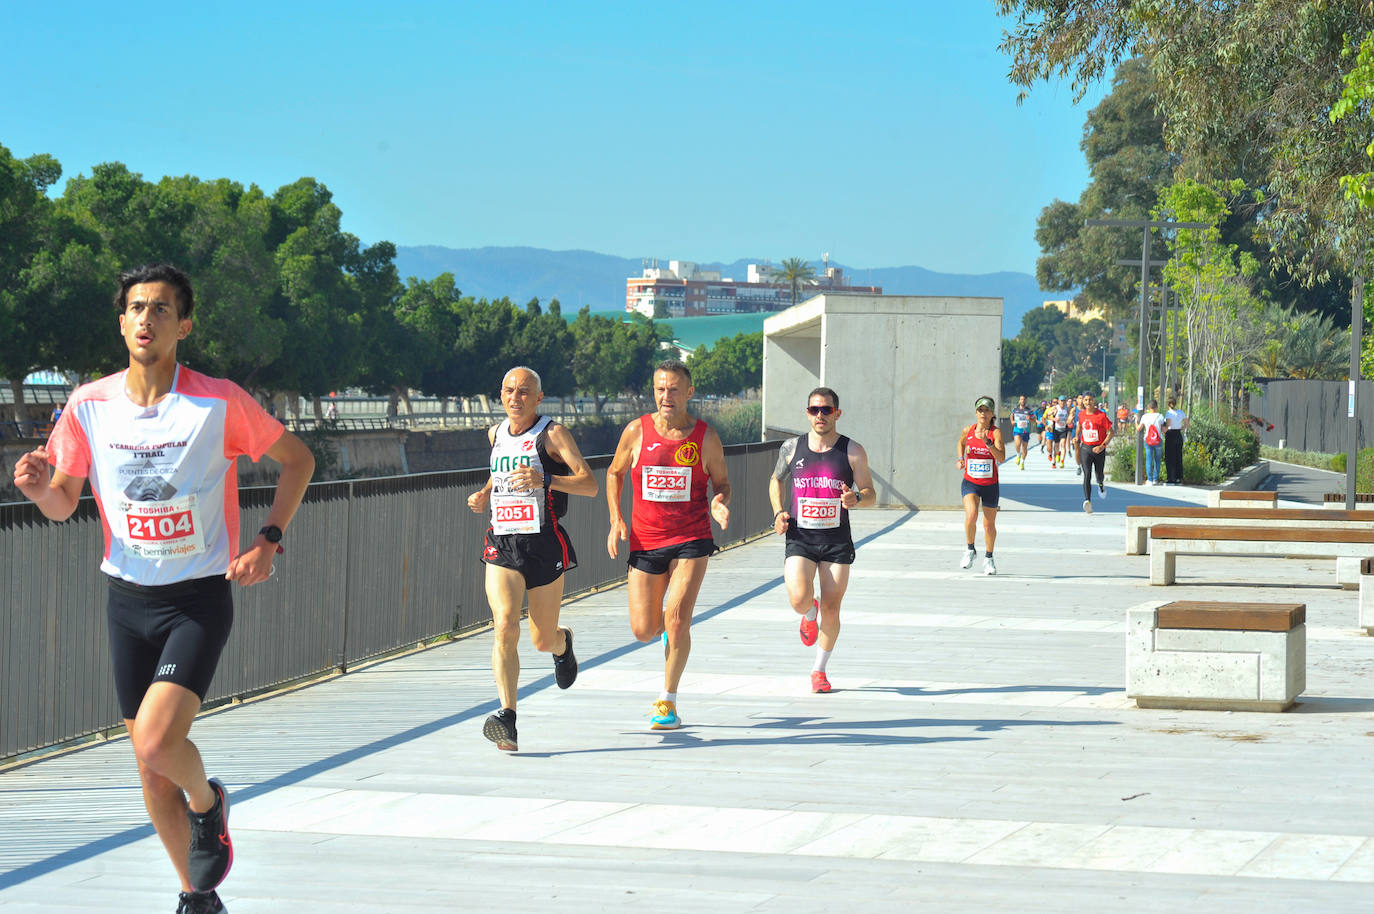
[
  {"x1": 686, "y1": 331, "x2": 763, "y2": 396},
  {"x1": 507, "y1": 296, "x2": 575, "y2": 397},
  {"x1": 998, "y1": 1, "x2": 1374, "y2": 292},
  {"x1": 1034, "y1": 58, "x2": 1174, "y2": 318},
  {"x1": 1001, "y1": 336, "x2": 1047, "y2": 397},
  {"x1": 1051, "y1": 368, "x2": 1101, "y2": 398},
  {"x1": 770, "y1": 257, "x2": 817, "y2": 308},
  {"x1": 570, "y1": 307, "x2": 662, "y2": 412}
]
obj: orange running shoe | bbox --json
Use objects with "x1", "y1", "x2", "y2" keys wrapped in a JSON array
[
  {"x1": 799, "y1": 599, "x2": 819, "y2": 646},
  {"x1": 810, "y1": 670, "x2": 832, "y2": 693}
]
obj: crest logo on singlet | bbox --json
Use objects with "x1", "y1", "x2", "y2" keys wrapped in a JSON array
[{"x1": 674, "y1": 442, "x2": 699, "y2": 466}]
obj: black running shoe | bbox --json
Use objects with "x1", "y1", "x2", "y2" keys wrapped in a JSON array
[
  {"x1": 186, "y1": 778, "x2": 232, "y2": 892},
  {"x1": 552, "y1": 626, "x2": 578, "y2": 689},
  {"x1": 177, "y1": 890, "x2": 226, "y2": 913},
  {"x1": 483, "y1": 708, "x2": 518, "y2": 751}
]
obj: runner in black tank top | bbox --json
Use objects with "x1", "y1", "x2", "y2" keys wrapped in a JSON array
[
  {"x1": 467, "y1": 366, "x2": 598, "y2": 752},
  {"x1": 769, "y1": 387, "x2": 875, "y2": 694}
]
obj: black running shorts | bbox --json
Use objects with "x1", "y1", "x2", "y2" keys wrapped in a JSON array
[
  {"x1": 482, "y1": 523, "x2": 578, "y2": 589},
  {"x1": 627, "y1": 537, "x2": 718, "y2": 575},
  {"x1": 960, "y1": 479, "x2": 1000, "y2": 509},
  {"x1": 106, "y1": 574, "x2": 234, "y2": 719},
  {"x1": 784, "y1": 539, "x2": 856, "y2": 566}
]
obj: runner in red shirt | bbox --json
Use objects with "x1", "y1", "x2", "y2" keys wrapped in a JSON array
[
  {"x1": 957, "y1": 396, "x2": 1006, "y2": 575},
  {"x1": 1077, "y1": 395, "x2": 1115, "y2": 514},
  {"x1": 12, "y1": 264, "x2": 314, "y2": 914},
  {"x1": 606, "y1": 360, "x2": 730, "y2": 731}
]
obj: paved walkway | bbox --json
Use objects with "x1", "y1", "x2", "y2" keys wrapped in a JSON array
[
  {"x1": 1260, "y1": 459, "x2": 1346, "y2": 506},
  {"x1": 5, "y1": 443, "x2": 1374, "y2": 912}
]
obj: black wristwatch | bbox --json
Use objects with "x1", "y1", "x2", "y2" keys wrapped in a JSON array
[{"x1": 259, "y1": 524, "x2": 283, "y2": 544}]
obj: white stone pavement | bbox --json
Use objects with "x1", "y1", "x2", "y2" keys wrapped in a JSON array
[{"x1": 5, "y1": 444, "x2": 1374, "y2": 913}]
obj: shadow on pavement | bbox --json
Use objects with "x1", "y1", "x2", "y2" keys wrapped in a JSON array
[{"x1": 1000, "y1": 482, "x2": 1201, "y2": 515}]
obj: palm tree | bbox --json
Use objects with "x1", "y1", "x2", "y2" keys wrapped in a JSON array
[
  {"x1": 770, "y1": 257, "x2": 817, "y2": 308},
  {"x1": 1283, "y1": 311, "x2": 1348, "y2": 380}
]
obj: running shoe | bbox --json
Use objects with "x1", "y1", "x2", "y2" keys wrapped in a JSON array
[
  {"x1": 1083, "y1": 499, "x2": 1093, "y2": 515},
  {"x1": 483, "y1": 709, "x2": 518, "y2": 751},
  {"x1": 1076, "y1": 464, "x2": 1082, "y2": 476},
  {"x1": 810, "y1": 670, "x2": 832, "y2": 693},
  {"x1": 177, "y1": 891, "x2": 226, "y2": 914},
  {"x1": 187, "y1": 778, "x2": 232, "y2": 892},
  {"x1": 799, "y1": 599, "x2": 819, "y2": 646},
  {"x1": 1099, "y1": 485, "x2": 1107, "y2": 498},
  {"x1": 960, "y1": 547, "x2": 976, "y2": 569},
  {"x1": 650, "y1": 699, "x2": 681, "y2": 729},
  {"x1": 983, "y1": 556, "x2": 997, "y2": 576},
  {"x1": 552, "y1": 626, "x2": 577, "y2": 689}
]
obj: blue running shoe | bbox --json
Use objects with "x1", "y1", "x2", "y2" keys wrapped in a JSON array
[{"x1": 649, "y1": 699, "x2": 681, "y2": 730}]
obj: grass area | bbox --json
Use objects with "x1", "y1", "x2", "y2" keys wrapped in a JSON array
[{"x1": 1260, "y1": 445, "x2": 1339, "y2": 471}]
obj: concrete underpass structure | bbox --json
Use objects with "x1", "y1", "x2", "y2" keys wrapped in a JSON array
[{"x1": 762, "y1": 292, "x2": 1002, "y2": 508}]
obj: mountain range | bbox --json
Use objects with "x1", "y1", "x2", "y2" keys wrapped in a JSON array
[{"x1": 394, "y1": 245, "x2": 1053, "y2": 337}]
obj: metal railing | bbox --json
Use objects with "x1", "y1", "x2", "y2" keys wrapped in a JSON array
[{"x1": 0, "y1": 441, "x2": 781, "y2": 761}]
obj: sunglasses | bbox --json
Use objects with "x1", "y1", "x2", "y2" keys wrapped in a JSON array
[{"x1": 806, "y1": 405, "x2": 835, "y2": 416}]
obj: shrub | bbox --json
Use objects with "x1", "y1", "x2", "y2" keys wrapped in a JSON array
[
  {"x1": 1109, "y1": 440, "x2": 1135, "y2": 482},
  {"x1": 1182, "y1": 440, "x2": 1226, "y2": 484},
  {"x1": 1329, "y1": 448, "x2": 1374, "y2": 492},
  {"x1": 709, "y1": 400, "x2": 762, "y2": 445},
  {"x1": 1185, "y1": 411, "x2": 1259, "y2": 477}
]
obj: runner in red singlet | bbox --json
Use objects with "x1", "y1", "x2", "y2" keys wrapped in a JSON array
[
  {"x1": 957, "y1": 395, "x2": 1005, "y2": 575},
  {"x1": 605, "y1": 360, "x2": 730, "y2": 730},
  {"x1": 12, "y1": 264, "x2": 314, "y2": 914}
]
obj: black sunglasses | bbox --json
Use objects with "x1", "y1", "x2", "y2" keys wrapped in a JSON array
[{"x1": 806, "y1": 405, "x2": 835, "y2": 416}]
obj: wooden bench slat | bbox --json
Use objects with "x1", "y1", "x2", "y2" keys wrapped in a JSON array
[
  {"x1": 1157, "y1": 601, "x2": 1305, "y2": 631},
  {"x1": 1218, "y1": 490, "x2": 1277, "y2": 501},
  {"x1": 1125, "y1": 506, "x2": 1367, "y2": 521},
  {"x1": 1150, "y1": 525, "x2": 1374, "y2": 543}
]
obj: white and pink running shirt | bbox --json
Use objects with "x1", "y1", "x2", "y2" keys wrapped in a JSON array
[{"x1": 47, "y1": 365, "x2": 284, "y2": 585}]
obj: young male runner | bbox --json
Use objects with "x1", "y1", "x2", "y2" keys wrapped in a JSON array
[
  {"x1": 1053, "y1": 399, "x2": 1070, "y2": 468},
  {"x1": 1077, "y1": 395, "x2": 1114, "y2": 514},
  {"x1": 768, "y1": 387, "x2": 875, "y2": 692},
  {"x1": 1009, "y1": 396, "x2": 1033, "y2": 469},
  {"x1": 466, "y1": 366, "x2": 597, "y2": 752},
  {"x1": 12, "y1": 264, "x2": 314, "y2": 914},
  {"x1": 606, "y1": 360, "x2": 730, "y2": 730}
]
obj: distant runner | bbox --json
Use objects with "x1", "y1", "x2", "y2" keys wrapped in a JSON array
[
  {"x1": 769, "y1": 387, "x2": 875, "y2": 693},
  {"x1": 1009, "y1": 396, "x2": 1033, "y2": 470},
  {"x1": 957, "y1": 396, "x2": 1005, "y2": 575}
]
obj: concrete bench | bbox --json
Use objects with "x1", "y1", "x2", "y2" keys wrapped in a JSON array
[
  {"x1": 1148, "y1": 524, "x2": 1374, "y2": 587},
  {"x1": 1127, "y1": 600, "x2": 1305, "y2": 711},
  {"x1": 1125, "y1": 506, "x2": 1374, "y2": 555},
  {"x1": 1206, "y1": 490, "x2": 1277, "y2": 509},
  {"x1": 1360, "y1": 558, "x2": 1374, "y2": 634}
]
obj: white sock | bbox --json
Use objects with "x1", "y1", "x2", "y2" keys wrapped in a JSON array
[
  {"x1": 659, "y1": 690, "x2": 676, "y2": 703},
  {"x1": 813, "y1": 649, "x2": 832, "y2": 673},
  {"x1": 803, "y1": 605, "x2": 818, "y2": 621}
]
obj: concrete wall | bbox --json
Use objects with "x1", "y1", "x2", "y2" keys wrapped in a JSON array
[{"x1": 763, "y1": 293, "x2": 1002, "y2": 509}]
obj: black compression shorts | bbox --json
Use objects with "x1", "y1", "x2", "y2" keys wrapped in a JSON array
[{"x1": 106, "y1": 574, "x2": 234, "y2": 719}]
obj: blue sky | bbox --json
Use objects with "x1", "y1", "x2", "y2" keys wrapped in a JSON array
[{"x1": 4, "y1": 1, "x2": 1108, "y2": 277}]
